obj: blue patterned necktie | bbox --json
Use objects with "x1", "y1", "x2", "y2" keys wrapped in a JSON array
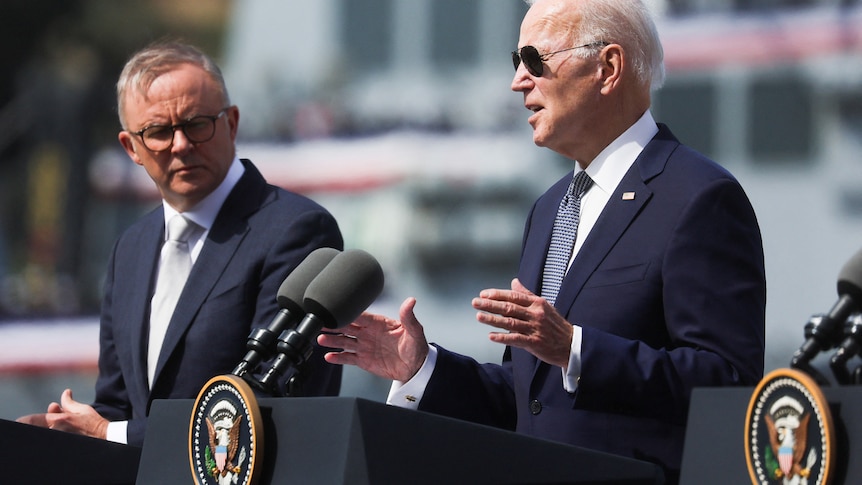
[{"x1": 541, "y1": 171, "x2": 593, "y2": 305}]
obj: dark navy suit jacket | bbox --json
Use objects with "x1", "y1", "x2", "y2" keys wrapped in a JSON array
[
  {"x1": 419, "y1": 125, "x2": 766, "y2": 479},
  {"x1": 92, "y1": 159, "x2": 344, "y2": 446}
]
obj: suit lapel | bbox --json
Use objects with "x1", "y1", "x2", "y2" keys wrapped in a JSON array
[
  {"x1": 522, "y1": 172, "x2": 653, "y2": 379},
  {"x1": 523, "y1": 124, "x2": 679, "y2": 378},
  {"x1": 554, "y1": 124, "x2": 676, "y2": 319},
  {"x1": 129, "y1": 211, "x2": 166, "y2": 396},
  {"x1": 553, "y1": 174, "x2": 652, "y2": 318},
  {"x1": 151, "y1": 160, "x2": 268, "y2": 387}
]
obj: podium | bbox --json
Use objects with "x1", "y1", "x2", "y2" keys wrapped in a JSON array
[
  {"x1": 138, "y1": 397, "x2": 664, "y2": 484},
  {"x1": 0, "y1": 418, "x2": 141, "y2": 485},
  {"x1": 680, "y1": 386, "x2": 862, "y2": 484}
]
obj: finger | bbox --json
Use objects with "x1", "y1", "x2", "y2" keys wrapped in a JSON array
[
  {"x1": 353, "y1": 311, "x2": 390, "y2": 328},
  {"x1": 488, "y1": 329, "x2": 530, "y2": 347},
  {"x1": 476, "y1": 310, "x2": 523, "y2": 333},
  {"x1": 16, "y1": 413, "x2": 49, "y2": 427},
  {"x1": 477, "y1": 287, "x2": 534, "y2": 308},
  {"x1": 317, "y1": 332, "x2": 355, "y2": 350},
  {"x1": 323, "y1": 350, "x2": 358, "y2": 366},
  {"x1": 324, "y1": 322, "x2": 362, "y2": 337},
  {"x1": 317, "y1": 333, "x2": 335, "y2": 348},
  {"x1": 59, "y1": 389, "x2": 76, "y2": 411},
  {"x1": 473, "y1": 296, "x2": 529, "y2": 323},
  {"x1": 399, "y1": 297, "x2": 422, "y2": 334},
  {"x1": 47, "y1": 402, "x2": 62, "y2": 413},
  {"x1": 59, "y1": 389, "x2": 94, "y2": 416}
]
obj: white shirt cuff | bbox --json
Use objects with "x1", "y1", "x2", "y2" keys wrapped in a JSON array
[
  {"x1": 562, "y1": 325, "x2": 583, "y2": 393},
  {"x1": 106, "y1": 420, "x2": 128, "y2": 445},
  {"x1": 386, "y1": 345, "x2": 438, "y2": 409}
]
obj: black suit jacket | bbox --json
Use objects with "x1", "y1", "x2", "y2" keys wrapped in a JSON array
[{"x1": 93, "y1": 159, "x2": 344, "y2": 446}]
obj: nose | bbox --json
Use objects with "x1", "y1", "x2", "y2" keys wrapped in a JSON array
[
  {"x1": 170, "y1": 127, "x2": 193, "y2": 153},
  {"x1": 511, "y1": 64, "x2": 533, "y2": 92}
]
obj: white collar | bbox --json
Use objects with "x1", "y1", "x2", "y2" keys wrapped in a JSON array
[{"x1": 576, "y1": 111, "x2": 659, "y2": 194}]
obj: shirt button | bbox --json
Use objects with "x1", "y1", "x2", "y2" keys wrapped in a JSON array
[{"x1": 529, "y1": 399, "x2": 542, "y2": 415}]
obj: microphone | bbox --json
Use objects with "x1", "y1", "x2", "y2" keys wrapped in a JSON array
[
  {"x1": 231, "y1": 247, "x2": 341, "y2": 378},
  {"x1": 791, "y1": 247, "x2": 862, "y2": 383},
  {"x1": 258, "y1": 248, "x2": 385, "y2": 394},
  {"x1": 830, "y1": 313, "x2": 862, "y2": 385}
]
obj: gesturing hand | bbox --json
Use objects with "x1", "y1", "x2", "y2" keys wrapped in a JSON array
[
  {"x1": 472, "y1": 278, "x2": 574, "y2": 368},
  {"x1": 16, "y1": 389, "x2": 109, "y2": 440},
  {"x1": 318, "y1": 297, "x2": 430, "y2": 383}
]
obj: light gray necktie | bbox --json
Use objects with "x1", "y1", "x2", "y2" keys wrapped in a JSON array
[
  {"x1": 541, "y1": 171, "x2": 593, "y2": 305},
  {"x1": 147, "y1": 214, "x2": 198, "y2": 387}
]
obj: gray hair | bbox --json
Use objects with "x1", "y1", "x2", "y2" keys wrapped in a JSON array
[
  {"x1": 525, "y1": 0, "x2": 665, "y2": 90},
  {"x1": 116, "y1": 41, "x2": 230, "y2": 129}
]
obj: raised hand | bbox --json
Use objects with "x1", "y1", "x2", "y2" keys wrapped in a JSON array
[
  {"x1": 318, "y1": 297, "x2": 430, "y2": 382},
  {"x1": 472, "y1": 278, "x2": 574, "y2": 368}
]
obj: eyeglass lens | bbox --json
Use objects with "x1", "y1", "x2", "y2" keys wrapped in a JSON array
[
  {"x1": 511, "y1": 46, "x2": 544, "y2": 77},
  {"x1": 141, "y1": 115, "x2": 219, "y2": 151}
]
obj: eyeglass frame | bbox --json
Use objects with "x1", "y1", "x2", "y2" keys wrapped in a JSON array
[
  {"x1": 511, "y1": 42, "x2": 609, "y2": 77},
  {"x1": 129, "y1": 108, "x2": 230, "y2": 152}
]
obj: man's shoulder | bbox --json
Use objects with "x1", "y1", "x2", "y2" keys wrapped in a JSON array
[
  {"x1": 118, "y1": 206, "x2": 162, "y2": 238},
  {"x1": 107, "y1": 207, "x2": 162, "y2": 262},
  {"x1": 235, "y1": 159, "x2": 330, "y2": 211},
  {"x1": 233, "y1": 181, "x2": 342, "y2": 246},
  {"x1": 643, "y1": 127, "x2": 737, "y2": 186},
  {"x1": 254, "y1": 183, "x2": 333, "y2": 218}
]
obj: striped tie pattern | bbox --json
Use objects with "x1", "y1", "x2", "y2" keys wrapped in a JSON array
[{"x1": 541, "y1": 171, "x2": 593, "y2": 305}]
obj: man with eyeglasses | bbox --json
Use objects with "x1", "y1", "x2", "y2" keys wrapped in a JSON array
[
  {"x1": 17, "y1": 41, "x2": 344, "y2": 447},
  {"x1": 319, "y1": 0, "x2": 765, "y2": 482}
]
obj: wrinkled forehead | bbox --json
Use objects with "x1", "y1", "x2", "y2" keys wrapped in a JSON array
[
  {"x1": 520, "y1": 0, "x2": 581, "y2": 48},
  {"x1": 128, "y1": 63, "x2": 218, "y2": 100}
]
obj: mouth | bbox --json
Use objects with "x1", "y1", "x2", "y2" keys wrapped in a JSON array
[
  {"x1": 171, "y1": 164, "x2": 204, "y2": 179},
  {"x1": 525, "y1": 104, "x2": 543, "y2": 126}
]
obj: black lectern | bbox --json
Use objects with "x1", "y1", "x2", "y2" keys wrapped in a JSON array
[
  {"x1": 138, "y1": 397, "x2": 664, "y2": 484},
  {"x1": 0, "y1": 418, "x2": 141, "y2": 485},
  {"x1": 680, "y1": 386, "x2": 862, "y2": 484}
]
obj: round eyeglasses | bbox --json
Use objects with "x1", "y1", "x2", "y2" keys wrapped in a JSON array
[
  {"x1": 130, "y1": 108, "x2": 229, "y2": 152},
  {"x1": 511, "y1": 42, "x2": 608, "y2": 77}
]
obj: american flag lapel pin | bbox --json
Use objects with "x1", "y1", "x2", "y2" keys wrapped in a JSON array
[{"x1": 622, "y1": 192, "x2": 636, "y2": 201}]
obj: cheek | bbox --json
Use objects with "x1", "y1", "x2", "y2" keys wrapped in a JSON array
[
  {"x1": 138, "y1": 157, "x2": 170, "y2": 182},
  {"x1": 555, "y1": 89, "x2": 594, "y2": 128}
]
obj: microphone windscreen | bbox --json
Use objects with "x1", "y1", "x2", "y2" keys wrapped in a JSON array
[
  {"x1": 838, "y1": 247, "x2": 862, "y2": 302},
  {"x1": 277, "y1": 247, "x2": 341, "y2": 313},
  {"x1": 303, "y1": 249, "x2": 385, "y2": 329}
]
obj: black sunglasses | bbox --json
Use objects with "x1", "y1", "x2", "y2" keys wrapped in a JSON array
[{"x1": 511, "y1": 42, "x2": 608, "y2": 77}]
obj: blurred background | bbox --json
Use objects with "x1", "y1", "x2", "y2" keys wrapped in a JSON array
[{"x1": 2, "y1": 0, "x2": 862, "y2": 421}]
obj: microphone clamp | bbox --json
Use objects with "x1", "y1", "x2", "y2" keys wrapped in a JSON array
[{"x1": 829, "y1": 313, "x2": 862, "y2": 385}]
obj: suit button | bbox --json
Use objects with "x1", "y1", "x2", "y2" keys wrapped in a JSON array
[{"x1": 529, "y1": 399, "x2": 542, "y2": 415}]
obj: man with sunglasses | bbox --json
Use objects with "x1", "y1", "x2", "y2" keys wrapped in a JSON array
[
  {"x1": 319, "y1": 0, "x2": 765, "y2": 482},
  {"x1": 17, "y1": 41, "x2": 344, "y2": 447}
]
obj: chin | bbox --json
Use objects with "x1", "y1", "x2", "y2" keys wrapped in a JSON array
[{"x1": 531, "y1": 131, "x2": 549, "y2": 148}]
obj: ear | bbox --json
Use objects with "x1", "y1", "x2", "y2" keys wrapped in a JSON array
[
  {"x1": 598, "y1": 44, "x2": 624, "y2": 95},
  {"x1": 118, "y1": 131, "x2": 144, "y2": 166},
  {"x1": 226, "y1": 105, "x2": 240, "y2": 142}
]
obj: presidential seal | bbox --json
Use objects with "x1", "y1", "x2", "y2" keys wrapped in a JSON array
[
  {"x1": 190, "y1": 374, "x2": 263, "y2": 485},
  {"x1": 745, "y1": 368, "x2": 834, "y2": 485}
]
